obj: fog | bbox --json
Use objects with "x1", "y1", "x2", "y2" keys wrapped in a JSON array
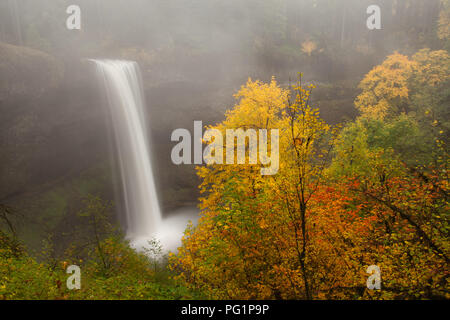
[{"x1": 0, "y1": 0, "x2": 443, "y2": 252}]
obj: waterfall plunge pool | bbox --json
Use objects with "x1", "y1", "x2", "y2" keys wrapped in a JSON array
[{"x1": 129, "y1": 206, "x2": 199, "y2": 254}]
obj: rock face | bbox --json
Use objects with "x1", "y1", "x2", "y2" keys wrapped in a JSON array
[
  {"x1": 0, "y1": 43, "x2": 103, "y2": 204},
  {"x1": 0, "y1": 41, "x2": 63, "y2": 103}
]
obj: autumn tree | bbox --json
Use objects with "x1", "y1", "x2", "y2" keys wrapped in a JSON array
[
  {"x1": 330, "y1": 47, "x2": 450, "y2": 298},
  {"x1": 354, "y1": 52, "x2": 416, "y2": 120},
  {"x1": 355, "y1": 49, "x2": 449, "y2": 123},
  {"x1": 353, "y1": 48, "x2": 449, "y2": 167},
  {"x1": 171, "y1": 77, "x2": 367, "y2": 299},
  {"x1": 171, "y1": 78, "x2": 288, "y2": 299}
]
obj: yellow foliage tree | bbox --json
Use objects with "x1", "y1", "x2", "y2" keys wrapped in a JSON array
[
  {"x1": 355, "y1": 49, "x2": 450, "y2": 121},
  {"x1": 170, "y1": 77, "x2": 370, "y2": 299},
  {"x1": 170, "y1": 75, "x2": 449, "y2": 300},
  {"x1": 301, "y1": 40, "x2": 317, "y2": 56},
  {"x1": 355, "y1": 52, "x2": 415, "y2": 120}
]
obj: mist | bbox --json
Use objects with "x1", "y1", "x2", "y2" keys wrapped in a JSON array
[{"x1": 0, "y1": 0, "x2": 448, "y2": 301}]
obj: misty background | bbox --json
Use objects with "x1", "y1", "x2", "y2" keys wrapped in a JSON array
[{"x1": 0, "y1": 0, "x2": 443, "y2": 253}]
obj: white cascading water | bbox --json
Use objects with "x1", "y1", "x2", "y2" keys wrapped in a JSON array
[
  {"x1": 91, "y1": 59, "x2": 197, "y2": 253},
  {"x1": 91, "y1": 59, "x2": 162, "y2": 241}
]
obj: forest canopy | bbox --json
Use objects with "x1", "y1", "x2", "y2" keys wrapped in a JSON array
[{"x1": 0, "y1": 0, "x2": 448, "y2": 300}]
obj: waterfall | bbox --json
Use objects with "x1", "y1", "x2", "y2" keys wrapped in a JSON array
[{"x1": 91, "y1": 59, "x2": 162, "y2": 241}]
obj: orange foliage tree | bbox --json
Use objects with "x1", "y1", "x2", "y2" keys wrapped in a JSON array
[
  {"x1": 170, "y1": 77, "x2": 380, "y2": 299},
  {"x1": 170, "y1": 74, "x2": 449, "y2": 299}
]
